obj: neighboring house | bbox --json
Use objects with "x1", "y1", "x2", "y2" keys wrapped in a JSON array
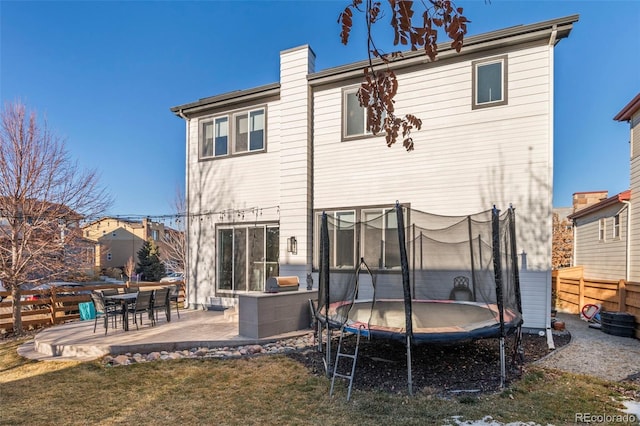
[
  {"x1": 171, "y1": 15, "x2": 578, "y2": 330},
  {"x1": 568, "y1": 190, "x2": 631, "y2": 280},
  {"x1": 567, "y1": 92, "x2": 640, "y2": 282},
  {"x1": 615, "y1": 92, "x2": 640, "y2": 281},
  {"x1": 82, "y1": 217, "x2": 173, "y2": 276}
]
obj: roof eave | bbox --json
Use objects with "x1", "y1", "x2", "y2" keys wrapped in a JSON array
[
  {"x1": 568, "y1": 190, "x2": 631, "y2": 220},
  {"x1": 308, "y1": 14, "x2": 578, "y2": 86},
  {"x1": 614, "y1": 93, "x2": 640, "y2": 122},
  {"x1": 170, "y1": 83, "x2": 281, "y2": 118}
]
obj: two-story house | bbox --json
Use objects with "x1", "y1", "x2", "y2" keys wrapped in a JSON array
[
  {"x1": 171, "y1": 15, "x2": 578, "y2": 331},
  {"x1": 82, "y1": 217, "x2": 172, "y2": 277}
]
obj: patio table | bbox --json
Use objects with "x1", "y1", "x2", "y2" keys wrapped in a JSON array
[{"x1": 104, "y1": 292, "x2": 138, "y2": 331}]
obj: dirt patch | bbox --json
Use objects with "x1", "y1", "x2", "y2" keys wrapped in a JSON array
[{"x1": 288, "y1": 332, "x2": 571, "y2": 396}]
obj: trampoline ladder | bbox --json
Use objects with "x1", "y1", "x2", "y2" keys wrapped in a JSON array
[{"x1": 330, "y1": 325, "x2": 363, "y2": 401}]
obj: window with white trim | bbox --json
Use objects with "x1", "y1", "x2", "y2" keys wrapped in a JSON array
[
  {"x1": 599, "y1": 218, "x2": 606, "y2": 241},
  {"x1": 199, "y1": 107, "x2": 265, "y2": 159},
  {"x1": 472, "y1": 56, "x2": 508, "y2": 109},
  {"x1": 613, "y1": 214, "x2": 620, "y2": 239},
  {"x1": 343, "y1": 87, "x2": 373, "y2": 139}
]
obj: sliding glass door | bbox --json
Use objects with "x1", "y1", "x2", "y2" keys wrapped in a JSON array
[{"x1": 218, "y1": 225, "x2": 279, "y2": 292}]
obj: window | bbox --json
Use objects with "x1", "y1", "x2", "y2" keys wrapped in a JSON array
[
  {"x1": 599, "y1": 218, "x2": 606, "y2": 241},
  {"x1": 217, "y1": 225, "x2": 278, "y2": 292},
  {"x1": 472, "y1": 56, "x2": 507, "y2": 109},
  {"x1": 152, "y1": 230, "x2": 159, "y2": 240},
  {"x1": 112, "y1": 231, "x2": 116, "y2": 237},
  {"x1": 199, "y1": 107, "x2": 265, "y2": 159},
  {"x1": 343, "y1": 86, "x2": 382, "y2": 140},
  {"x1": 107, "y1": 253, "x2": 112, "y2": 261},
  {"x1": 613, "y1": 214, "x2": 620, "y2": 239},
  {"x1": 362, "y1": 209, "x2": 400, "y2": 269},
  {"x1": 315, "y1": 205, "x2": 405, "y2": 269},
  {"x1": 214, "y1": 117, "x2": 228, "y2": 156},
  {"x1": 201, "y1": 120, "x2": 214, "y2": 158}
]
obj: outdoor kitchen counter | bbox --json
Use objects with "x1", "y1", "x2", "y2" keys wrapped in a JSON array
[{"x1": 238, "y1": 289, "x2": 318, "y2": 339}]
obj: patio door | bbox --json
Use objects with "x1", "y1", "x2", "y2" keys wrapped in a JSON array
[{"x1": 218, "y1": 225, "x2": 279, "y2": 292}]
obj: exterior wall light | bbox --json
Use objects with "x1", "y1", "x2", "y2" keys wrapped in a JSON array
[{"x1": 287, "y1": 236, "x2": 297, "y2": 254}]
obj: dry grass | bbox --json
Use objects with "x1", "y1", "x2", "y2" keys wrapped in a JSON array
[{"x1": 1, "y1": 337, "x2": 638, "y2": 425}]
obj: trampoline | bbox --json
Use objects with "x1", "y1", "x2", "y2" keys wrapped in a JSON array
[
  {"x1": 314, "y1": 203, "x2": 524, "y2": 395},
  {"x1": 325, "y1": 299, "x2": 521, "y2": 344}
]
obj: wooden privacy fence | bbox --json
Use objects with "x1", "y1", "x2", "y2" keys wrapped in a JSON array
[
  {"x1": 553, "y1": 266, "x2": 640, "y2": 338},
  {"x1": 0, "y1": 281, "x2": 185, "y2": 333}
]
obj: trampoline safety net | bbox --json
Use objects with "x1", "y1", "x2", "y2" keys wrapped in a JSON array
[{"x1": 316, "y1": 204, "x2": 523, "y2": 344}]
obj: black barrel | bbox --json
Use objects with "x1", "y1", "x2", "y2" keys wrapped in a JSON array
[{"x1": 600, "y1": 312, "x2": 636, "y2": 338}]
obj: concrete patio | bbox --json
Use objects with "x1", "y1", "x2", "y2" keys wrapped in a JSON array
[{"x1": 18, "y1": 307, "x2": 313, "y2": 362}]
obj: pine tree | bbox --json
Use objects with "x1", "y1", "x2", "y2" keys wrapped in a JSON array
[{"x1": 136, "y1": 238, "x2": 166, "y2": 281}]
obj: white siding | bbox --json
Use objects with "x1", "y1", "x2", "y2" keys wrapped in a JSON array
[
  {"x1": 314, "y1": 45, "x2": 552, "y2": 267},
  {"x1": 312, "y1": 44, "x2": 554, "y2": 328},
  {"x1": 573, "y1": 203, "x2": 629, "y2": 280},
  {"x1": 186, "y1": 99, "x2": 283, "y2": 306},
  {"x1": 279, "y1": 46, "x2": 314, "y2": 281}
]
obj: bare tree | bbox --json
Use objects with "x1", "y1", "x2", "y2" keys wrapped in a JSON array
[
  {"x1": 0, "y1": 101, "x2": 112, "y2": 334},
  {"x1": 338, "y1": 0, "x2": 469, "y2": 150},
  {"x1": 160, "y1": 188, "x2": 185, "y2": 275},
  {"x1": 123, "y1": 256, "x2": 136, "y2": 283},
  {"x1": 552, "y1": 213, "x2": 573, "y2": 270}
]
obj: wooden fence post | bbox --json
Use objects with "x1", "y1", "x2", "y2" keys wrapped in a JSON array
[
  {"x1": 50, "y1": 288, "x2": 57, "y2": 325},
  {"x1": 619, "y1": 279, "x2": 627, "y2": 313},
  {"x1": 578, "y1": 276, "x2": 585, "y2": 311}
]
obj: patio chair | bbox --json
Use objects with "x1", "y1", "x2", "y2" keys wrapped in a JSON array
[
  {"x1": 101, "y1": 288, "x2": 119, "y2": 296},
  {"x1": 90, "y1": 291, "x2": 122, "y2": 335},
  {"x1": 449, "y1": 276, "x2": 474, "y2": 301},
  {"x1": 151, "y1": 287, "x2": 171, "y2": 323},
  {"x1": 129, "y1": 290, "x2": 155, "y2": 330},
  {"x1": 169, "y1": 285, "x2": 181, "y2": 319}
]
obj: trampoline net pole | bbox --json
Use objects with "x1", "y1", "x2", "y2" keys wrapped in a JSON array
[
  {"x1": 319, "y1": 212, "x2": 332, "y2": 375},
  {"x1": 396, "y1": 203, "x2": 414, "y2": 396},
  {"x1": 500, "y1": 337, "x2": 506, "y2": 388}
]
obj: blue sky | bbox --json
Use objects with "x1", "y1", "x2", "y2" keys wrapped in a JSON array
[{"x1": 1, "y1": 0, "x2": 639, "y2": 218}]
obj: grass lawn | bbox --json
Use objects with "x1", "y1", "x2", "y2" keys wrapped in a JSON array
[{"x1": 1, "y1": 337, "x2": 638, "y2": 425}]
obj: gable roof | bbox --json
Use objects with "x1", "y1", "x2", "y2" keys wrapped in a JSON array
[
  {"x1": 568, "y1": 190, "x2": 631, "y2": 220},
  {"x1": 614, "y1": 93, "x2": 640, "y2": 122}
]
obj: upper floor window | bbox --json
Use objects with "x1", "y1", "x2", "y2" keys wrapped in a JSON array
[
  {"x1": 599, "y1": 218, "x2": 606, "y2": 241},
  {"x1": 152, "y1": 230, "x2": 159, "y2": 240},
  {"x1": 343, "y1": 87, "x2": 380, "y2": 140},
  {"x1": 200, "y1": 107, "x2": 265, "y2": 159},
  {"x1": 472, "y1": 56, "x2": 508, "y2": 109}
]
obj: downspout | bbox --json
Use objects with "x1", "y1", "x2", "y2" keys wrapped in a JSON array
[
  {"x1": 623, "y1": 200, "x2": 631, "y2": 282},
  {"x1": 178, "y1": 109, "x2": 190, "y2": 309},
  {"x1": 546, "y1": 25, "x2": 558, "y2": 350}
]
